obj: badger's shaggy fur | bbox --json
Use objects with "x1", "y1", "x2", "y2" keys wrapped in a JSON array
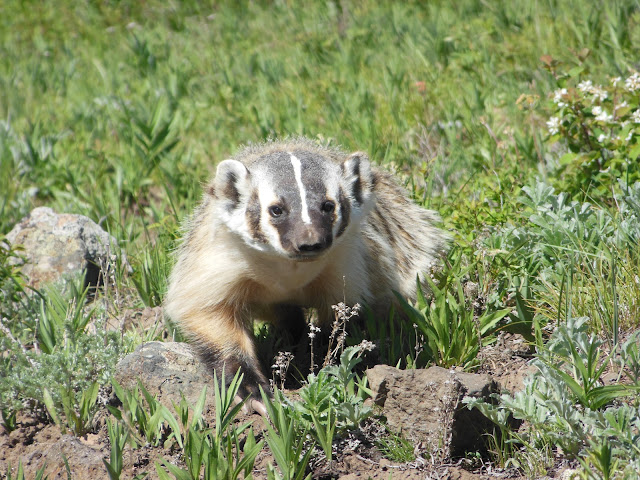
[{"x1": 165, "y1": 138, "x2": 448, "y2": 404}]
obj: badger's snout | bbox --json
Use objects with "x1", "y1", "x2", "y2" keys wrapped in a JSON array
[
  {"x1": 298, "y1": 241, "x2": 326, "y2": 252},
  {"x1": 292, "y1": 225, "x2": 333, "y2": 258}
]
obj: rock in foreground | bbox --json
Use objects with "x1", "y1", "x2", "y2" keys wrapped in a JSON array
[
  {"x1": 366, "y1": 365, "x2": 499, "y2": 458},
  {"x1": 114, "y1": 341, "x2": 216, "y2": 409}
]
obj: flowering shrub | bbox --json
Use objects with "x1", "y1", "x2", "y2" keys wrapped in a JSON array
[{"x1": 545, "y1": 71, "x2": 640, "y2": 200}]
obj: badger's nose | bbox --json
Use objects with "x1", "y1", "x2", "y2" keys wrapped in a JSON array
[
  {"x1": 295, "y1": 234, "x2": 332, "y2": 255},
  {"x1": 292, "y1": 224, "x2": 333, "y2": 256},
  {"x1": 298, "y1": 242, "x2": 325, "y2": 253}
]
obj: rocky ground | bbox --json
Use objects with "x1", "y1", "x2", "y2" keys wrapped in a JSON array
[
  {"x1": 0, "y1": 208, "x2": 576, "y2": 480},
  {"x1": 0, "y1": 329, "x2": 554, "y2": 480}
]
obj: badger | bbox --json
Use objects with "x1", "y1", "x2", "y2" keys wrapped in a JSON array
[{"x1": 165, "y1": 138, "x2": 447, "y2": 412}]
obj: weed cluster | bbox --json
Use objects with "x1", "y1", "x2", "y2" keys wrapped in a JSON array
[
  {"x1": 0, "y1": 275, "x2": 124, "y2": 435},
  {"x1": 466, "y1": 318, "x2": 640, "y2": 479}
]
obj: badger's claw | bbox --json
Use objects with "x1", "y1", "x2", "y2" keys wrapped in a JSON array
[{"x1": 234, "y1": 394, "x2": 268, "y2": 417}]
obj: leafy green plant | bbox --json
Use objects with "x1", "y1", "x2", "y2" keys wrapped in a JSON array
[
  {"x1": 43, "y1": 381, "x2": 99, "y2": 436},
  {"x1": 108, "y1": 379, "x2": 180, "y2": 449},
  {"x1": 580, "y1": 439, "x2": 619, "y2": 480},
  {"x1": 36, "y1": 283, "x2": 94, "y2": 354},
  {"x1": 131, "y1": 235, "x2": 171, "y2": 308},
  {"x1": 258, "y1": 344, "x2": 373, "y2": 472},
  {"x1": 536, "y1": 317, "x2": 638, "y2": 410},
  {"x1": 261, "y1": 389, "x2": 313, "y2": 480},
  {"x1": 1, "y1": 276, "x2": 122, "y2": 432},
  {"x1": 397, "y1": 276, "x2": 510, "y2": 370},
  {"x1": 155, "y1": 371, "x2": 263, "y2": 480},
  {"x1": 297, "y1": 345, "x2": 373, "y2": 431},
  {"x1": 0, "y1": 238, "x2": 36, "y2": 327},
  {"x1": 103, "y1": 418, "x2": 129, "y2": 480},
  {"x1": 171, "y1": 386, "x2": 208, "y2": 449},
  {"x1": 484, "y1": 180, "x2": 640, "y2": 338},
  {"x1": 1, "y1": 407, "x2": 17, "y2": 433},
  {"x1": 466, "y1": 317, "x2": 640, "y2": 478},
  {"x1": 375, "y1": 429, "x2": 416, "y2": 463},
  {"x1": 5, "y1": 461, "x2": 48, "y2": 480}
]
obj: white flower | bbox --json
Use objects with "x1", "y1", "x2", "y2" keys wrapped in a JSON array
[
  {"x1": 592, "y1": 86, "x2": 608, "y2": 101},
  {"x1": 553, "y1": 88, "x2": 568, "y2": 107},
  {"x1": 615, "y1": 100, "x2": 629, "y2": 111},
  {"x1": 612, "y1": 76, "x2": 621, "y2": 86},
  {"x1": 626, "y1": 72, "x2": 640, "y2": 92},
  {"x1": 597, "y1": 133, "x2": 607, "y2": 143},
  {"x1": 595, "y1": 109, "x2": 613, "y2": 123},
  {"x1": 631, "y1": 109, "x2": 640, "y2": 124},
  {"x1": 547, "y1": 116, "x2": 561, "y2": 135},
  {"x1": 592, "y1": 106, "x2": 602, "y2": 116},
  {"x1": 578, "y1": 80, "x2": 593, "y2": 92}
]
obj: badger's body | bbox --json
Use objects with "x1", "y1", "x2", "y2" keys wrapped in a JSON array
[{"x1": 165, "y1": 138, "x2": 447, "y2": 401}]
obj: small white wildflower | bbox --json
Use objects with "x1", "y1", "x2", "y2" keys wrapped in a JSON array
[
  {"x1": 626, "y1": 72, "x2": 640, "y2": 92},
  {"x1": 595, "y1": 109, "x2": 613, "y2": 123},
  {"x1": 357, "y1": 339, "x2": 376, "y2": 352},
  {"x1": 546, "y1": 116, "x2": 561, "y2": 135},
  {"x1": 592, "y1": 86, "x2": 608, "y2": 101},
  {"x1": 631, "y1": 109, "x2": 640, "y2": 124},
  {"x1": 592, "y1": 105, "x2": 602, "y2": 116},
  {"x1": 578, "y1": 80, "x2": 593, "y2": 92},
  {"x1": 553, "y1": 88, "x2": 568, "y2": 107},
  {"x1": 616, "y1": 100, "x2": 629, "y2": 111},
  {"x1": 626, "y1": 130, "x2": 633, "y2": 142},
  {"x1": 308, "y1": 324, "x2": 321, "y2": 339},
  {"x1": 597, "y1": 133, "x2": 607, "y2": 143},
  {"x1": 611, "y1": 77, "x2": 621, "y2": 87}
]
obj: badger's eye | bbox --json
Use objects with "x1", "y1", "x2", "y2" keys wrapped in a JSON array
[
  {"x1": 268, "y1": 205, "x2": 284, "y2": 218},
  {"x1": 321, "y1": 201, "x2": 335, "y2": 213}
]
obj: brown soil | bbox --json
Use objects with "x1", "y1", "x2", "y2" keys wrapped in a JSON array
[{"x1": 0, "y1": 333, "x2": 563, "y2": 480}]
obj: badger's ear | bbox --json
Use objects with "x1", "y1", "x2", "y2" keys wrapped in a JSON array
[
  {"x1": 342, "y1": 152, "x2": 374, "y2": 206},
  {"x1": 209, "y1": 159, "x2": 250, "y2": 211}
]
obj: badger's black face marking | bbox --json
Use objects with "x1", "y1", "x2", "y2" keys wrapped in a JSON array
[
  {"x1": 246, "y1": 190, "x2": 267, "y2": 244},
  {"x1": 336, "y1": 188, "x2": 350, "y2": 238}
]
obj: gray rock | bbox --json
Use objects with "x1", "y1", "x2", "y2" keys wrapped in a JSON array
[
  {"x1": 114, "y1": 341, "x2": 216, "y2": 409},
  {"x1": 366, "y1": 365, "x2": 499, "y2": 458},
  {"x1": 5, "y1": 207, "x2": 118, "y2": 289}
]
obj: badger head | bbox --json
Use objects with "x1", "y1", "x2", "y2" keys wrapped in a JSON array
[{"x1": 210, "y1": 148, "x2": 374, "y2": 261}]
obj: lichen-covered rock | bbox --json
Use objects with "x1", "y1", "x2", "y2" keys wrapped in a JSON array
[
  {"x1": 114, "y1": 341, "x2": 216, "y2": 409},
  {"x1": 366, "y1": 365, "x2": 499, "y2": 458},
  {"x1": 5, "y1": 207, "x2": 118, "y2": 289}
]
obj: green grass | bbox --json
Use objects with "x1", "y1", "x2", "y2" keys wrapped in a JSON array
[{"x1": 2, "y1": 0, "x2": 640, "y2": 478}]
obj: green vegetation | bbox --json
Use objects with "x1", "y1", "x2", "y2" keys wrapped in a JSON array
[{"x1": 2, "y1": 0, "x2": 640, "y2": 478}]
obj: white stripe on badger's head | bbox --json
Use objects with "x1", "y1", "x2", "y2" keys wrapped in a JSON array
[{"x1": 289, "y1": 152, "x2": 311, "y2": 225}]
